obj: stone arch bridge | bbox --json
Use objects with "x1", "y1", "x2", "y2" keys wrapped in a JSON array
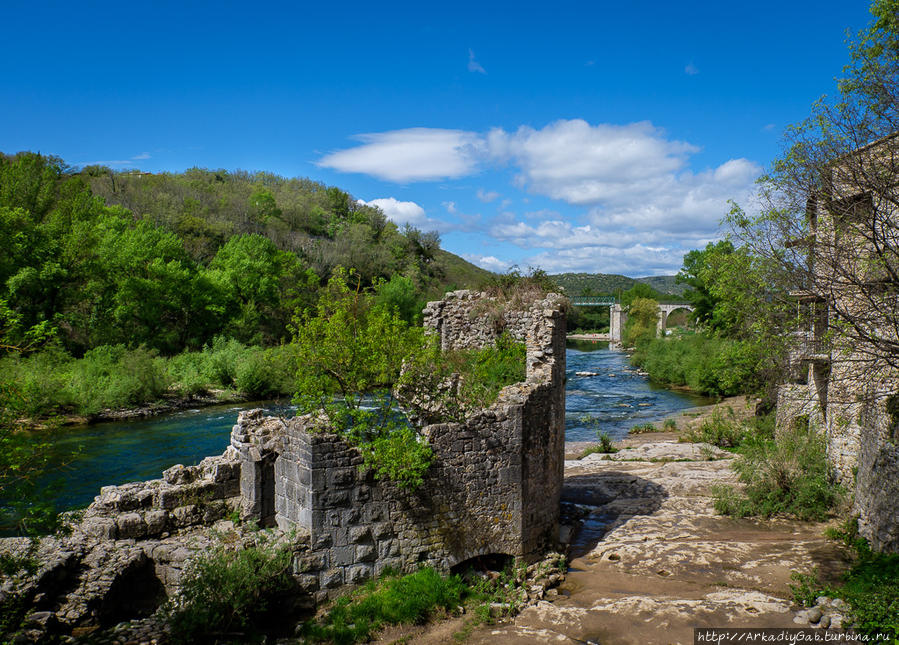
[{"x1": 569, "y1": 297, "x2": 694, "y2": 344}]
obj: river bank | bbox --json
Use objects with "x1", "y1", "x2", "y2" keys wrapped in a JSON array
[{"x1": 403, "y1": 396, "x2": 851, "y2": 645}]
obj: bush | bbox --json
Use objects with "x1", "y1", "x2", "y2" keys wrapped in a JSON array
[
  {"x1": 69, "y1": 345, "x2": 170, "y2": 414},
  {"x1": 0, "y1": 347, "x2": 74, "y2": 415},
  {"x1": 579, "y1": 432, "x2": 617, "y2": 458},
  {"x1": 300, "y1": 567, "x2": 468, "y2": 644},
  {"x1": 713, "y1": 427, "x2": 841, "y2": 521},
  {"x1": 633, "y1": 331, "x2": 764, "y2": 396},
  {"x1": 681, "y1": 408, "x2": 749, "y2": 449},
  {"x1": 165, "y1": 540, "x2": 296, "y2": 643}
]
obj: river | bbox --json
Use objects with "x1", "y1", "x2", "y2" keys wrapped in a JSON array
[{"x1": 15, "y1": 341, "x2": 709, "y2": 515}]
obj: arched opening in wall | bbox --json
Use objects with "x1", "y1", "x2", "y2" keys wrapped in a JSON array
[
  {"x1": 96, "y1": 556, "x2": 167, "y2": 626},
  {"x1": 664, "y1": 308, "x2": 692, "y2": 330},
  {"x1": 450, "y1": 553, "x2": 515, "y2": 578}
]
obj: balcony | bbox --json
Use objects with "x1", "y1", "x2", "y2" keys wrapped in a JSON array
[{"x1": 790, "y1": 330, "x2": 830, "y2": 363}]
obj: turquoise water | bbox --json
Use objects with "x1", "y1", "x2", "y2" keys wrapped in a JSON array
[{"x1": 15, "y1": 342, "x2": 708, "y2": 514}]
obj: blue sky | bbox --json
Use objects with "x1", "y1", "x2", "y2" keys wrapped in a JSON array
[{"x1": 1, "y1": 0, "x2": 873, "y2": 276}]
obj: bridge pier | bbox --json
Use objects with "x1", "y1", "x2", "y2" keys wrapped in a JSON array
[{"x1": 610, "y1": 304, "x2": 627, "y2": 345}]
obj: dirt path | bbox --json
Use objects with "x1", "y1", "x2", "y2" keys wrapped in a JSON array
[{"x1": 407, "y1": 400, "x2": 849, "y2": 645}]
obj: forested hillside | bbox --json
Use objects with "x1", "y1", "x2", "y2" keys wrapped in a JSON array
[
  {"x1": 550, "y1": 272, "x2": 685, "y2": 298},
  {"x1": 1, "y1": 152, "x2": 491, "y2": 357},
  {"x1": 0, "y1": 152, "x2": 493, "y2": 419}
]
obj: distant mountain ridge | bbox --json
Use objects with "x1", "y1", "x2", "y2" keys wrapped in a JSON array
[{"x1": 550, "y1": 272, "x2": 686, "y2": 297}]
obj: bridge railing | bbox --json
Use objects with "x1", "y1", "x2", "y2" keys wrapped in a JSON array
[{"x1": 570, "y1": 296, "x2": 616, "y2": 307}]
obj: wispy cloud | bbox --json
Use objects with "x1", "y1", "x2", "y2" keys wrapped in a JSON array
[
  {"x1": 476, "y1": 188, "x2": 500, "y2": 203},
  {"x1": 318, "y1": 128, "x2": 484, "y2": 182},
  {"x1": 468, "y1": 48, "x2": 487, "y2": 74},
  {"x1": 77, "y1": 152, "x2": 152, "y2": 167},
  {"x1": 684, "y1": 62, "x2": 699, "y2": 75}
]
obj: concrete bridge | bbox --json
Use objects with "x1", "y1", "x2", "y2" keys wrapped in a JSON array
[{"x1": 569, "y1": 297, "x2": 693, "y2": 344}]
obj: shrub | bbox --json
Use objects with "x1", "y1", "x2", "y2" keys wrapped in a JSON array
[
  {"x1": 682, "y1": 408, "x2": 748, "y2": 449},
  {"x1": 165, "y1": 540, "x2": 296, "y2": 643},
  {"x1": 300, "y1": 567, "x2": 468, "y2": 644},
  {"x1": 0, "y1": 347, "x2": 75, "y2": 415},
  {"x1": 633, "y1": 332, "x2": 764, "y2": 396},
  {"x1": 713, "y1": 427, "x2": 841, "y2": 521},
  {"x1": 69, "y1": 345, "x2": 170, "y2": 414}
]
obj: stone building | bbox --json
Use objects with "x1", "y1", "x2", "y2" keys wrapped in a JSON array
[{"x1": 775, "y1": 134, "x2": 899, "y2": 552}]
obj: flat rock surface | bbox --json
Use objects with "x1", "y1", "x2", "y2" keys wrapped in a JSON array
[{"x1": 459, "y1": 436, "x2": 848, "y2": 645}]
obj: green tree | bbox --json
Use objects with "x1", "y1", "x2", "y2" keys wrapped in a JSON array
[
  {"x1": 678, "y1": 240, "x2": 735, "y2": 329},
  {"x1": 208, "y1": 234, "x2": 318, "y2": 344},
  {"x1": 291, "y1": 269, "x2": 431, "y2": 488},
  {"x1": 621, "y1": 283, "x2": 661, "y2": 307},
  {"x1": 624, "y1": 297, "x2": 659, "y2": 346}
]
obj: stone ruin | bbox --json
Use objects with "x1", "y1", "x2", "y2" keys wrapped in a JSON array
[{"x1": 0, "y1": 290, "x2": 568, "y2": 638}]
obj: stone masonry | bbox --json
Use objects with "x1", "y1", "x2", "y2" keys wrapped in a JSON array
[{"x1": 231, "y1": 290, "x2": 568, "y2": 600}]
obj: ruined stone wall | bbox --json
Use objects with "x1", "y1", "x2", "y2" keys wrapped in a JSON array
[
  {"x1": 79, "y1": 451, "x2": 242, "y2": 541},
  {"x1": 235, "y1": 291, "x2": 567, "y2": 599}
]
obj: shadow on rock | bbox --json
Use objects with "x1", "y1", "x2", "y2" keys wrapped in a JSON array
[{"x1": 562, "y1": 471, "x2": 667, "y2": 558}]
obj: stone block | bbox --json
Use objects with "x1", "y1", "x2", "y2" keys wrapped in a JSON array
[
  {"x1": 347, "y1": 564, "x2": 373, "y2": 584},
  {"x1": 320, "y1": 568, "x2": 344, "y2": 589},
  {"x1": 355, "y1": 544, "x2": 376, "y2": 562},
  {"x1": 144, "y1": 510, "x2": 168, "y2": 536},
  {"x1": 116, "y1": 512, "x2": 146, "y2": 539},
  {"x1": 349, "y1": 526, "x2": 371, "y2": 544},
  {"x1": 330, "y1": 546, "x2": 356, "y2": 567}
]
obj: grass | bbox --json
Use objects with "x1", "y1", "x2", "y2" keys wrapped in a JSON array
[
  {"x1": 790, "y1": 520, "x2": 899, "y2": 640},
  {"x1": 301, "y1": 556, "x2": 566, "y2": 645},
  {"x1": 712, "y1": 426, "x2": 841, "y2": 522},
  {"x1": 578, "y1": 431, "x2": 618, "y2": 458},
  {"x1": 300, "y1": 568, "x2": 469, "y2": 644},
  {"x1": 628, "y1": 422, "x2": 657, "y2": 435},
  {"x1": 662, "y1": 418, "x2": 678, "y2": 432}
]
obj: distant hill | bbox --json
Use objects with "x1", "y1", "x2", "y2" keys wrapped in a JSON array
[{"x1": 550, "y1": 272, "x2": 686, "y2": 298}]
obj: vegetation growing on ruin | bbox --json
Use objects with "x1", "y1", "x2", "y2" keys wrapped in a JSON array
[
  {"x1": 299, "y1": 567, "x2": 469, "y2": 643},
  {"x1": 396, "y1": 332, "x2": 526, "y2": 424},
  {"x1": 291, "y1": 270, "x2": 528, "y2": 490},
  {"x1": 164, "y1": 538, "x2": 297, "y2": 643}
]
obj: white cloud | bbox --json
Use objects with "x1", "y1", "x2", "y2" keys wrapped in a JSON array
[
  {"x1": 318, "y1": 128, "x2": 483, "y2": 182},
  {"x1": 525, "y1": 244, "x2": 687, "y2": 276},
  {"x1": 357, "y1": 197, "x2": 427, "y2": 226},
  {"x1": 685, "y1": 62, "x2": 699, "y2": 75},
  {"x1": 487, "y1": 119, "x2": 699, "y2": 206},
  {"x1": 463, "y1": 254, "x2": 509, "y2": 273},
  {"x1": 322, "y1": 119, "x2": 763, "y2": 275},
  {"x1": 476, "y1": 188, "x2": 500, "y2": 203},
  {"x1": 468, "y1": 49, "x2": 486, "y2": 74}
]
